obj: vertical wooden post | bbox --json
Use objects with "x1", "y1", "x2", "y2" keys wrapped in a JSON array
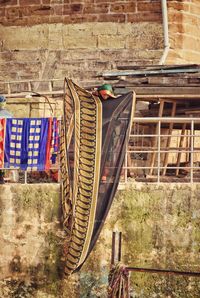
[
  {"x1": 149, "y1": 99, "x2": 164, "y2": 175},
  {"x1": 175, "y1": 123, "x2": 186, "y2": 176},
  {"x1": 162, "y1": 101, "x2": 177, "y2": 176}
]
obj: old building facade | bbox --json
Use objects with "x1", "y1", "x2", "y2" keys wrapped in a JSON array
[{"x1": 0, "y1": 0, "x2": 199, "y2": 86}]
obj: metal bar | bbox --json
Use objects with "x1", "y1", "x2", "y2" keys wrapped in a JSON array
[
  {"x1": 124, "y1": 148, "x2": 128, "y2": 183},
  {"x1": 102, "y1": 67, "x2": 200, "y2": 77},
  {"x1": 128, "y1": 150, "x2": 200, "y2": 153},
  {"x1": 3, "y1": 78, "x2": 62, "y2": 84},
  {"x1": 28, "y1": 81, "x2": 32, "y2": 91},
  {"x1": 123, "y1": 166, "x2": 199, "y2": 169},
  {"x1": 130, "y1": 134, "x2": 200, "y2": 137},
  {"x1": 111, "y1": 232, "x2": 116, "y2": 265},
  {"x1": 4, "y1": 90, "x2": 63, "y2": 98},
  {"x1": 133, "y1": 117, "x2": 200, "y2": 123},
  {"x1": 126, "y1": 267, "x2": 200, "y2": 277},
  {"x1": 176, "y1": 123, "x2": 187, "y2": 176},
  {"x1": 49, "y1": 81, "x2": 53, "y2": 92},
  {"x1": 162, "y1": 102, "x2": 177, "y2": 175},
  {"x1": 159, "y1": 0, "x2": 170, "y2": 65},
  {"x1": 191, "y1": 120, "x2": 194, "y2": 184},
  {"x1": 157, "y1": 120, "x2": 161, "y2": 183},
  {"x1": 7, "y1": 83, "x2": 11, "y2": 96},
  {"x1": 136, "y1": 95, "x2": 200, "y2": 99},
  {"x1": 24, "y1": 171, "x2": 27, "y2": 184},
  {"x1": 118, "y1": 232, "x2": 122, "y2": 262},
  {"x1": 111, "y1": 231, "x2": 122, "y2": 265},
  {"x1": 149, "y1": 100, "x2": 164, "y2": 175}
]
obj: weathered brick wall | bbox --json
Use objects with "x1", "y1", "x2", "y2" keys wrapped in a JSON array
[
  {"x1": 0, "y1": 0, "x2": 162, "y2": 26},
  {"x1": 0, "y1": 0, "x2": 199, "y2": 85},
  {"x1": 167, "y1": 0, "x2": 200, "y2": 63},
  {"x1": 0, "y1": 0, "x2": 164, "y2": 85}
]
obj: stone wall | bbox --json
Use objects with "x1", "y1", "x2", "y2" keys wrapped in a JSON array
[
  {"x1": 0, "y1": 0, "x2": 162, "y2": 26},
  {"x1": 167, "y1": 0, "x2": 200, "y2": 63},
  {"x1": 6, "y1": 96, "x2": 63, "y2": 118},
  {"x1": 0, "y1": 1, "x2": 200, "y2": 86},
  {"x1": 0, "y1": 0, "x2": 164, "y2": 86},
  {"x1": 0, "y1": 183, "x2": 200, "y2": 297}
]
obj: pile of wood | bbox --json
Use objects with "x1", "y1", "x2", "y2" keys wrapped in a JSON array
[{"x1": 100, "y1": 64, "x2": 200, "y2": 182}]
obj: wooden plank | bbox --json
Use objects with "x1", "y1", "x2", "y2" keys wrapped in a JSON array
[
  {"x1": 175, "y1": 123, "x2": 187, "y2": 176},
  {"x1": 116, "y1": 64, "x2": 200, "y2": 71},
  {"x1": 149, "y1": 99, "x2": 164, "y2": 175},
  {"x1": 118, "y1": 77, "x2": 200, "y2": 86},
  {"x1": 102, "y1": 67, "x2": 200, "y2": 78},
  {"x1": 162, "y1": 102, "x2": 177, "y2": 176},
  {"x1": 114, "y1": 86, "x2": 200, "y2": 95}
]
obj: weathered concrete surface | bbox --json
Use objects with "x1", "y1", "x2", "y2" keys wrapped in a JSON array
[
  {"x1": 80, "y1": 183, "x2": 200, "y2": 297},
  {"x1": 0, "y1": 183, "x2": 200, "y2": 297},
  {"x1": 0, "y1": 184, "x2": 68, "y2": 297}
]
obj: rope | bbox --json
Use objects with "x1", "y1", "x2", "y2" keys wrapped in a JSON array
[{"x1": 108, "y1": 263, "x2": 130, "y2": 298}]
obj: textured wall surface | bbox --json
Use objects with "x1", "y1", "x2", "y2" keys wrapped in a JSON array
[
  {"x1": 0, "y1": 183, "x2": 200, "y2": 297},
  {"x1": 0, "y1": 0, "x2": 164, "y2": 85},
  {"x1": 5, "y1": 97, "x2": 63, "y2": 118},
  {"x1": 0, "y1": 0, "x2": 162, "y2": 26},
  {"x1": 0, "y1": 0, "x2": 199, "y2": 85},
  {"x1": 167, "y1": 0, "x2": 200, "y2": 63}
]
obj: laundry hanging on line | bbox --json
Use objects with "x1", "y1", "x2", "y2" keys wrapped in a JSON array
[{"x1": 0, "y1": 117, "x2": 59, "y2": 170}]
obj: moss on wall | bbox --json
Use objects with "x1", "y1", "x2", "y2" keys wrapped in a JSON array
[
  {"x1": 81, "y1": 184, "x2": 200, "y2": 297},
  {"x1": 0, "y1": 183, "x2": 200, "y2": 297}
]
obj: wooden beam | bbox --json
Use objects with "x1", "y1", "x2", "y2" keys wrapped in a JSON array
[
  {"x1": 162, "y1": 102, "x2": 177, "y2": 176},
  {"x1": 175, "y1": 123, "x2": 187, "y2": 176},
  {"x1": 149, "y1": 99, "x2": 164, "y2": 175}
]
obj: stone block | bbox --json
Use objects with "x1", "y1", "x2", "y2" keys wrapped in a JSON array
[
  {"x1": 168, "y1": 1, "x2": 190, "y2": 12},
  {"x1": 63, "y1": 3, "x2": 83, "y2": 14},
  {"x1": 98, "y1": 35, "x2": 125, "y2": 49},
  {"x1": 63, "y1": 34, "x2": 97, "y2": 49},
  {"x1": 117, "y1": 23, "x2": 132, "y2": 35},
  {"x1": 98, "y1": 13, "x2": 125, "y2": 23},
  {"x1": 63, "y1": 13, "x2": 98, "y2": 24},
  {"x1": 0, "y1": 25, "x2": 49, "y2": 50},
  {"x1": 7, "y1": 103, "x2": 30, "y2": 118},
  {"x1": 83, "y1": 3, "x2": 109, "y2": 14},
  {"x1": 92, "y1": 22, "x2": 118, "y2": 35},
  {"x1": 126, "y1": 32, "x2": 163, "y2": 50},
  {"x1": 67, "y1": 23, "x2": 93, "y2": 38},
  {"x1": 168, "y1": 11, "x2": 184, "y2": 24},
  {"x1": 48, "y1": 24, "x2": 66, "y2": 49},
  {"x1": 127, "y1": 12, "x2": 162, "y2": 22},
  {"x1": 19, "y1": 0, "x2": 41, "y2": 4},
  {"x1": 0, "y1": 0, "x2": 17, "y2": 5},
  {"x1": 176, "y1": 49, "x2": 200, "y2": 64},
  {"x1": 0, "y1": 8, "x2": 5, "y2": 17},
  {"x1": 110, "y1": 2, "x2": 136, "y2": 13},
  {"x1": 60, "y1": 49, "x2": 100, "y2": 61},
  {"x1": 51, "y1": 4, "x2": 63, "y2": 16},
  {"x1": 183, "y1": 23, "x2": 200, "y2": 38},
  {"x1": 189, "y1": 3, "x2": 200, "y2": 15},
  {"x1": 137, "y1": 0, "x2": 161, "y2": 12},
  {"x1": 178, "y1": 34, "x2": 200, "y2": 52}
]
